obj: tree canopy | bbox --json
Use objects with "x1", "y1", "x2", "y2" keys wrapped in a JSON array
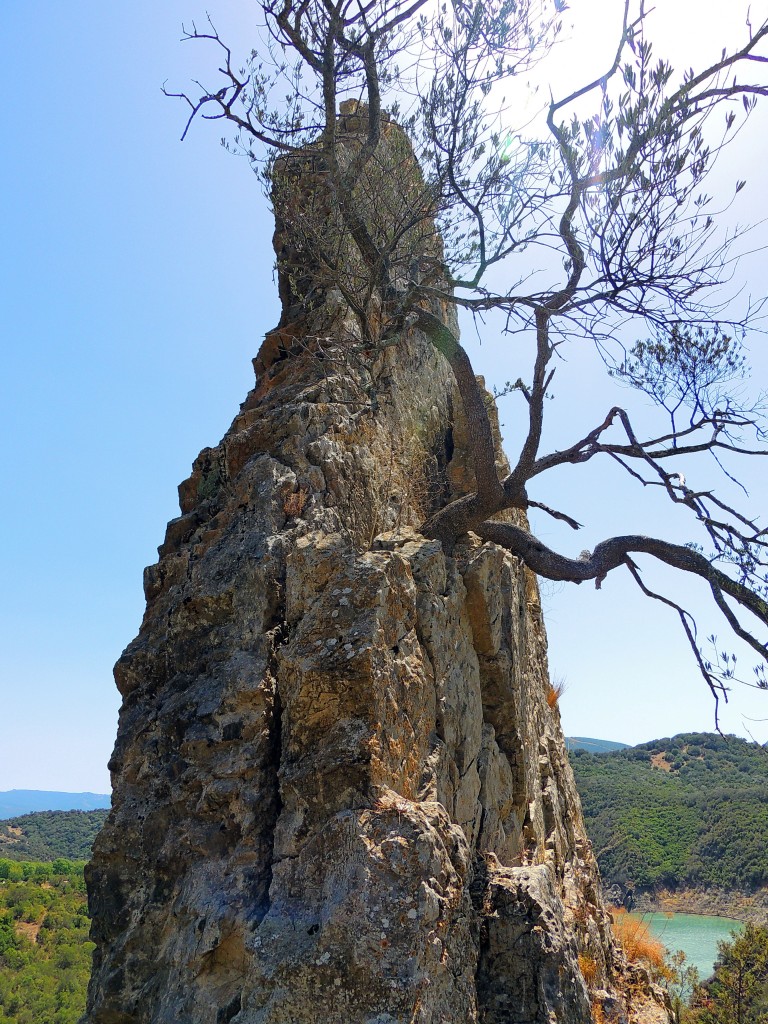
[
  {"x1": 0, "y1": 862, "x2": 92, "y2": 1024},
  {"x1": 167, "y1": 0, "x2": 768, "y2": 716},
  {"x1": 689, "y1": 924, "x2": 768, "y2": 1023}
]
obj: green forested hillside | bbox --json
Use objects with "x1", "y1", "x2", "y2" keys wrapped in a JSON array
[
  {"x1": 0, "y1": 811, "x2": 108, "y2": 863},
  {"x1": 0, "y1": 862, "x2": 92, "y2": 1024},
  {"x1": 570, "y1": 733, "x2": 768, "y2": 891}
]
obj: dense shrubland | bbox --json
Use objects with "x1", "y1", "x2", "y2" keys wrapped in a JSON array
[
  {"x1": 0, "y1": 811, "x2": 108, "y2": 863},
  {"x1": 0, "y1": 862, "x2": 92, "y2": 1024},
  {"x1": 570, "y1": 733, "x2": 768, "y2": 891}
]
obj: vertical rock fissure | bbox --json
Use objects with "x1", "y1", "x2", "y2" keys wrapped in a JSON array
[{"x1": 261, "y1": 617, "x2": 287, "y2": 926}]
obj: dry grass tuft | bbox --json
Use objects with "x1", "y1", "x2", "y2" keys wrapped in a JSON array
[
  {"x1": 14, "y1": 921, "x2": 41, "y2": 944},
  {"x1": 591, "y1": 1001, "x2": 607, "y2": 1024},
  {"x1": 545, "y1": 676, "x2": 567, "y2": 709},
  {"x1": 611, "y1": 908, "x2": 669, "y2": 978},
  {"x1": 578, "y1": 952, "x2": 599, "y2": 987},
  {"x1": 283, "y1": 487, "x2": 309, "y2": 518}
]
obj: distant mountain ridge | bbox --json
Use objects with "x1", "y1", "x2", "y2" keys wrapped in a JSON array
[
  {"x1": 566, "y1": 736, "x2": 630, "y2": 754},
  {"x1": 0, "y1": 790, "x2": 110, "y2": 820}
]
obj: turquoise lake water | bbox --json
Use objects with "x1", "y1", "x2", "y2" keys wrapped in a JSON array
[{"x1": 633, "y1": 912, "x2": 744, "y2": 978}]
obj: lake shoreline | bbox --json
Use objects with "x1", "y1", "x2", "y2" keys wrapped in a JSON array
[
  {"x1": 633, "y1": 887, "x2": 768, "y2": 926},
  {"x1": 628, "y1": 911, "x2": 745, "y2": 980}
]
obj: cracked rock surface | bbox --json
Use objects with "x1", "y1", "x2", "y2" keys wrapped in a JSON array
[{"x1": 85, "y1": 119, "x2": 671, "y2": 1024}]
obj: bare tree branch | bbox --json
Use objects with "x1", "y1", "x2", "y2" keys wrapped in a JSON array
[{"x1": 166, "y1": 0, "x2": 768, "y2": 708}]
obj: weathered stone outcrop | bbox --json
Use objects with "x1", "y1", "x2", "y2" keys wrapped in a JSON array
[{"x1": 85, "y1": 111, "x2": 671, "y2": 1024}]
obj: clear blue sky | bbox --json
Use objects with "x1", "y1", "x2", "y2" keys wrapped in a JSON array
[{"x1": 1, "y1": 1, "x2": 766, "y2": 794}]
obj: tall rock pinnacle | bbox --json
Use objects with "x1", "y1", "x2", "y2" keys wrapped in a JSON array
[{"x1": 84, "y1": 107, "x2": 671, "y2": 1024}]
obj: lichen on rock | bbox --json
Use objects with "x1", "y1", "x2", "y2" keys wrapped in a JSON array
[{"x1": 85, "y1": 110, "x2": 671, "y2": 1024}]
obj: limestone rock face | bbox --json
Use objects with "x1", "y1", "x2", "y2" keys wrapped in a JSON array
[{"x1": 85, "y1": 117, "x2": 671, "y2": 1024}]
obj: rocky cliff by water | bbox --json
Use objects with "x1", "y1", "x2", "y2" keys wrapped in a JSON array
[{"x1": 85, "y1": 111, "x2": 670, "y2": 1024}]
